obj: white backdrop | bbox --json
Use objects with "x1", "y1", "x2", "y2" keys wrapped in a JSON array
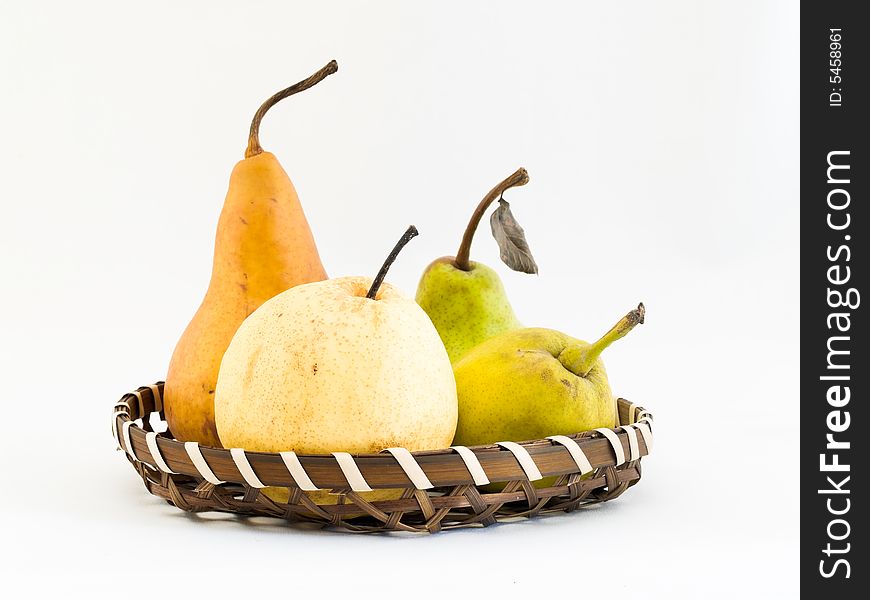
[{"x1": 0, "y1": 1, "x2": 799, "y2": 597}]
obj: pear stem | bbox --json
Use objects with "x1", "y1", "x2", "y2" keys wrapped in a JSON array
[
  {"x1": 567, "y1": 303, "x2": 645, "y2": 377},
  {"x1": 454, "y1": 168, "x2": 529, "y2": 271},
  {"x1": 245, "y1": 59, "x2": 339, "y2": 159},
  {"x1": 366, "y1": 226, "x2": 420, "y2": 299}
]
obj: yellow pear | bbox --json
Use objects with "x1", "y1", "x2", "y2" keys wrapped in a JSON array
[
  {"x1": 452, "y1": 304, "x2": 645, "y2": 445},
  {"x1": 215, "y1": 227, "x2": 457, "y2": 502},
  {"x1": 452, "y1": 304, "x2": 644, "y2": 492},
  {"x1": 164, "y1": 61, "x2": 337, "y2": 446}
]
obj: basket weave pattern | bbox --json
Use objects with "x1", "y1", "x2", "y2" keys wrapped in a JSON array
[{"x1": 113, "y1": 382, "x2": 653, "y2": 533}]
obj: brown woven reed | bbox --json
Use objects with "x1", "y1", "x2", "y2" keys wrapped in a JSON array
[{"x1": 113, "y1": 382, "x2": 652, "y2": 533}]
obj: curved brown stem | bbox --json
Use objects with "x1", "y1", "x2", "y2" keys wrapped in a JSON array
[
  {"x1": 245, "y1": 59, "x2": 339, "y2": 158},
  {"x1": 454, "y1": 168, "x2": 529, "y2": 271}
]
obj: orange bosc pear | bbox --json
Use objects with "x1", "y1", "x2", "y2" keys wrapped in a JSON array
[{"x1": 164, "y1": 60, "x2": 338, "y2": 446}]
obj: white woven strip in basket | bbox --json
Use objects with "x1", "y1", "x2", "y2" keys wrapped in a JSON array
[
  {"x1": 122, "y1": 421, "x2": 136, "y2": 459},
  {"x1": 497, "y1": 441, "x2": 543, "y2": 481},
  {"x1": 634, "y1": 421, "x2": 654, "y2": 451},
  {"x1": 450, "y1": 446, "x2": 490, "y2": 486},
  {"x1": 618, "y1": 426, "x2": 640, "y2": 461},
  {"x1": 279, "y1": 451, "x2": 320, "y2": 491},
  {"x1": 547, "y1": 435, "x2": 594, "y2": 475},
  {"x1": 594, "y1": 428, "x2": 626, "y2": 465},
  {"x1": 333, "y1": 452, "x2": 373, "y2": 492},
  {"x1": 384, "y1": 447, "x2": 434, "y2": 489},
  {"x1": 118, "y1": 399, "x2": 652, "y2": 489},
  {"x1": 230, "y1": 448, "x2": 266, "y2": 488},
  {"x1": 185, "y1": 442, "x2": 225, "y2": 485},
  {"x1": 146, "y1": 432, "x2": 177, "y2": 474}
]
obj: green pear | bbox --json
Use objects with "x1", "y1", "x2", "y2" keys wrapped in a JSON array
[
  {"x1": 452, "y1": 304, "x2": 645, "y2": 446},
  {"x1": 416, "y1": 168, "x2": 535, "y2": 363},
  {"x1": 416, "y1": 260, "x2": 521, "y2": 364}
]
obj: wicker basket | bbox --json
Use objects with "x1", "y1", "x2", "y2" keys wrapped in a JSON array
[{"x1": 113, "y1": 382, "x2": 653, "y2": 533}]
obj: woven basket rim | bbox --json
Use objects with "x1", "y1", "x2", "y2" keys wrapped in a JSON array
[
  {"x1": 114, "y1": 381, "x2": 653, "y2": 532},
  {"x1": 113, "y1": 381, "x2": 653, "y2": 491}
]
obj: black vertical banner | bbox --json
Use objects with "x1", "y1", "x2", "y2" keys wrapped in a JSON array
[{"x1": 802, "y1": 3, "x2": 867, "y2": 595}]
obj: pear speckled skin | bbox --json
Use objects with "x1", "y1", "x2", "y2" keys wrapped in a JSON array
[
  {"x1": 452, "y1": 327, "x2": 617, "y2": 446},
  {"x1": 214, "y1": 276, "x2": 458, "y2": 454},
  {"x1": 415, "y1": 258, "x2": 521, "y2": 363},
  {"x1": 165, "y1": 152, "x2": 327, "y2": 446}
]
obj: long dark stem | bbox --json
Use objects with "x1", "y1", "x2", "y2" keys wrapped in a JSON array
[
  {"x1": 245, "y1": 60, "x2": 339, "y2": 158},
  {"x1": 454, "y1": 168, "x2": 529, "y2": 271},
  {"x1": 366, "y1": 226, "x2": 420, "y2": 299}
]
